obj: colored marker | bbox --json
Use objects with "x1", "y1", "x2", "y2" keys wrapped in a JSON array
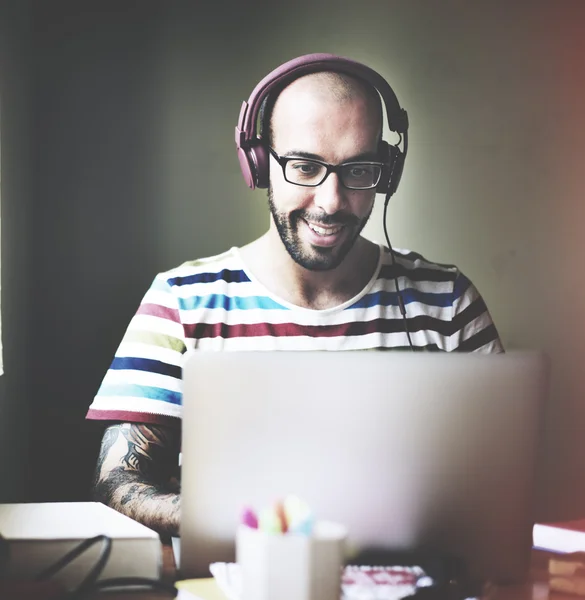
[
  {"x1": 258, "y1": 506, "x2": 283, "y2": 534},
  {"x1": 284, "y1": 495, "x2": 314, "y2": 535},
  {"x1": 241, "y1": 506, "x2": 258, "y2": 529},
  {"x1": 274, "y1": 500, "x2": 289, "y2": 533}
]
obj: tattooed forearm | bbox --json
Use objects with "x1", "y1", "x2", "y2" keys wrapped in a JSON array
[
  {"x1": 92, "y1": 423, "x2": 181, "y2": 536},
  {"x1": 94, "y1": 467, "x2": 181, "y2": 536}
]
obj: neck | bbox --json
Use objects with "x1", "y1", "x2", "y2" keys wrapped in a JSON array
[{"x1": 240, "y1": 230, "x2": 380, "y2": 310}]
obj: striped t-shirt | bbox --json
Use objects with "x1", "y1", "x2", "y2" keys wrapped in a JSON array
[{"x1": 86, "y1": 245, "x2": 503, "y2": 426}]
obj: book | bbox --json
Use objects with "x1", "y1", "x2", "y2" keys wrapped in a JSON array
[
  {"x1": 0, "y1": 502, "x2": 161, "y2": 590},
  {"x1": 533, "y1": 519, "x2": 585, "y2": 553},
  {"x1": 549, "y1": 553, "x2": 585, "y2": 595}
]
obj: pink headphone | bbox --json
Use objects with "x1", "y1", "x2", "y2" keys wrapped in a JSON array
[{"x1": 235, "y1": 53, "x2": 409, "y2": 196}]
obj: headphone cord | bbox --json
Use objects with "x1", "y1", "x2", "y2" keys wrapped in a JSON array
[{"x1": 383, "y1": 193, "x2": 414, "y2": 351}]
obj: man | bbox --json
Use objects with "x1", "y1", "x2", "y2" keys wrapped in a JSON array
[{"x1": 87, "y1": 56, "x2": 503, "y2": 536}]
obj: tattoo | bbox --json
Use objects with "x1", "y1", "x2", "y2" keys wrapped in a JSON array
[
  {"x1": 120, "y1": 484, "x2": 139, "y2": 505},
  {"x1": 120, "y1": 424, "x2": 173, "y2": 480},
  {"x1": 94, "y1": 466, "x2": 181, "y2": 535},
  {"x1": 92, "y1": 423, "x2": 182, "y2": 536}
]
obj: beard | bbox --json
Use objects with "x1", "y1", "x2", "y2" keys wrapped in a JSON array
[{"x1": 267, "y1": 187, "x2": 373, "y2": 271}]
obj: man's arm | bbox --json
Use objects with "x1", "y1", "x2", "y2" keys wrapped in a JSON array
[{"x1": 92, "y1": 423, "x2": 181, "y2": 537}]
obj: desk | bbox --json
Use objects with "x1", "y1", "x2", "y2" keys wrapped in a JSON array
[
  {"x1": 493, "y1": 551, "x2": 576, "y2": 600},
  {"x1": 92, "y1": 545, "x2": 582, "y2": 599}
]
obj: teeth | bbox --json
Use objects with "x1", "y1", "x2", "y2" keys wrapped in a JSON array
[{"x1": 307, "y1": 222, "x2": 342, "y2": 236}]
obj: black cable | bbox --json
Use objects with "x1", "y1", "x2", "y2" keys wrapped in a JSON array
[
  {"x1": 33, "y1": 533, "x2": 178, "y2": 599},
  {"x1": 72, "y1": 536, "x2": 112, "y2": 595},
  {"x1": 383, "y1": 191, "x2": 414, "y2": 351},
  {"x1": 35, "y1": 534, "x2": 111, "y2": 584}
]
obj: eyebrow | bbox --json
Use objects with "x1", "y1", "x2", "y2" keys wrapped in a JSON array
[{"x1": 281, "y1": 149, "x2": 380, "y2": 162}]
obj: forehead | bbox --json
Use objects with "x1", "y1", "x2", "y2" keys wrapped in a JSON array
[{"x1": 270, "y1": 75, "x2": 382, "y2": 160}]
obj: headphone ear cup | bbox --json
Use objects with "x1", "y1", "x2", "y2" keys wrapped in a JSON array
[
  {"x1": 389, "y1": 146, "x2": 405, "y2": 196},
  {"x1": 376, "y1": 140, "x2": 404, "y2": 196},
  {"x1": 252, "y1": 143, "x2": 270, "y2": 189},
  {"x1": 237, "y1": 147, "x2": 256, "y2": 190},
  {"x1": 237, "y1": 141, "x2": 269, "y2": 190},
  {"x1": 376, "y1": 141, "x2": 392, "y2": 194}
]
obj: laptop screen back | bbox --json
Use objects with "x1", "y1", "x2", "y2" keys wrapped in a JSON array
[{"x1": 179, "y1": 350, "x2": 548, "y2": 583}]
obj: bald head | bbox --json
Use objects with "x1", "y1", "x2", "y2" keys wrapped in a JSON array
[{"x1": 263, "y1": 71, "x2": 383, "y2": 146}]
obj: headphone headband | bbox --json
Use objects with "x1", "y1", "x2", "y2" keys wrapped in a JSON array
[
  {"x1": 235, "y1": 53, "x2": 408, "y2": 148},
  {"x1": 235, "y1": 53, "x2": 408, "y2": 193}
]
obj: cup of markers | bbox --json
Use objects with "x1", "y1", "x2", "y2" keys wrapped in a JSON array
[{"x1": 236, "y1": 495, "x2": 347, "y2": 600}]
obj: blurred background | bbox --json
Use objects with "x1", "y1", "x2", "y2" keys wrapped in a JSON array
[{"x1": 0, "y1": 0, "x2": 583, "y2": 520}]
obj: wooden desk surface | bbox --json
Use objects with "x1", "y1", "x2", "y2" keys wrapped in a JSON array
[{"x1": 89, "y1": 544, "x2": 582, "y2": 599}]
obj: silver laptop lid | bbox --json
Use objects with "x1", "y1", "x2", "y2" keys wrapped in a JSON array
[{"x1": 179, "y1": 350, "x2": 548, "y2": 583}]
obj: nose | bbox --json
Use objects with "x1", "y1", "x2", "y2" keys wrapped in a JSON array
[{"x1": 312, "y1": 172, "x2": 348, "y2": 215}]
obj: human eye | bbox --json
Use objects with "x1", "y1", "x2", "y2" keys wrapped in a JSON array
[
  {"x1": 349, "y1": 164, "x2": 374, "y2": 178},
  {"x1": 290, "y1": 161, "x2": 320, "y2": 176},
  {"x1": 287, "y1": 160, "x2": 324, "y2": 183}
]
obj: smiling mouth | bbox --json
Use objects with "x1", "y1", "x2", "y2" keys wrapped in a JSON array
[{"x1": 304, "y1": 220, "x2": 344, "y2": 236}]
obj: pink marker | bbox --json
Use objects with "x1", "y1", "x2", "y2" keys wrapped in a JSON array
[{"x1": 241, "y1": 506, "x2": 259, "y2": 529}]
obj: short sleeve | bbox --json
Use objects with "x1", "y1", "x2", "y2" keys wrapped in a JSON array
[
  {"x1": 449, "y1": 272, "x2": 504, "y2": 353},
  {"x1": 86, "y1": 273, "x2": 187, "y2": 426}
]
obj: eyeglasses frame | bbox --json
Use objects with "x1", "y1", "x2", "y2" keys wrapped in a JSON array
[{"x1": 268, "y1": 146, "x2": 387, "y2": 190}]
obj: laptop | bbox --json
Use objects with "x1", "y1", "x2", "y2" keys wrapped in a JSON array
[{"x1": 178, "y1": 350, "x2": 549, "y2": 584}]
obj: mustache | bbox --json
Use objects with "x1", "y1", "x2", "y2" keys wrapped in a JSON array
[{"x1": 293, "y1": 210, "x2": 359, "y2": 227}]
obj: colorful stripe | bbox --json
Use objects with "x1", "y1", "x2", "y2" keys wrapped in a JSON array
[
  {"x1": 87, "y1": 245, "x2": 503, "y2": 425},
  {"x1": 110, "y1": 357, "x2": 182, "y2": 379},
  {"x1": 98, "y1": 383, "x2": 182, "y2": 405}
]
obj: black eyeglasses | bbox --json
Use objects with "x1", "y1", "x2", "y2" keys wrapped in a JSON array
[{"x1": 268, "y1": 147, "x2": 385, "y2": 190}]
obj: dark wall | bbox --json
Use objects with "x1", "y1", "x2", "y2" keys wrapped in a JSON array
[
  {"x1": 0, "y1": 0, "x2": 32, "y2": 502},
  {"x1": 29, "y1": 0, "x2": 170, "y2": 500}
]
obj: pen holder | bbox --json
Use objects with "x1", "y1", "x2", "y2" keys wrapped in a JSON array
[{"x1": 236, "y1": 521, "x2": 347, "y2": 600}]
